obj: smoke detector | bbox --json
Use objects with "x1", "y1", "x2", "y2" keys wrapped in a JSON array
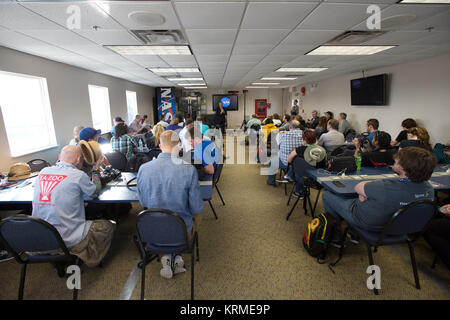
[
  {"x1": 326, "y1": 31, "x2": 385, "y2": 45},
  {"x1": 131, "y1": 30, "x2": 187, "y2": 45}
]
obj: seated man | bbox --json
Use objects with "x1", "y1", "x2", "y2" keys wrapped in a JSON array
[
  {"x1": 423, "y1": 204, "x2": 450, "y2": 270},
  {"x1": 363, "y1": 118, "x2": 379, "y2": 151},
  {"x1": 79, "y1": 127, "x2": 107, "y2": 144},
  {"x1": 353, "y1": 131, "x2": 394, "y2": 167},
  {"x1": 137, "y1": 130, "x2": 204, "y2": 279},
  {"x1": 338, "y1": 113, "x2": 351, "y2": 135},
  {"x1": 322, "y1": 147, "x2": 435, "y2": 243},
  {"x1": 306, "y1": 110, "x2": 319, "y2": 129},
  {"x1": 246, "y1": 114, "x2": 262, "y2": 135},
  {"x1": 32, "y1": 145, "x2": 115, "y2": 268},
  {"x1": 278, "y1": 114, "x2": 291, "y2": 132},
  {"x1": 267, "y1": 120, "x2": 303, "y2": 186},
  {"x1": 317, "y1": 119, "x2": 344, "y2": 153},
  {"x1": 186, "y1": 125, "x2": 220, "y2": 180}
]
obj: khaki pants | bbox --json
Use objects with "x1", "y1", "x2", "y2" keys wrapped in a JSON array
[{"x1": 69, "y1": 220, "x2": 116, "y2": 267}]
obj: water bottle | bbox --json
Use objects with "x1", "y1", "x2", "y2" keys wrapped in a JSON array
[
  {"x1": 138, "y1": 139, "x2": 143, "y2": 152},
  {"x1": 356, "y1": 152, "x2": 362, "y2": 172}
]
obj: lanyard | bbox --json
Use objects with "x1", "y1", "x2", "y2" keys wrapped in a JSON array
[{"x1": 399, "y1": 178, "x2": 409, "y2": 182}]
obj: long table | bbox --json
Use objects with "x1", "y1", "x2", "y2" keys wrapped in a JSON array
[
  {"x1": 0, "y1": 172, "x2": 213, "y2": 205},
  {"x1": 305, "y1": 165, "x2": 450, "y2": 196}
]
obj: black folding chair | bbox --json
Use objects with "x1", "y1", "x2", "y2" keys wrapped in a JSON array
[
  {"x1": 0, "y1": 215, "x2": 81, "y2": 300},
  {"x1": 286, "y1": 157, "x2": 323, "y2": 221},
  {"x1": 134, "y1": 209, "x2": 199, "y2": 300},
  {"x1": 213, "y1": 164, "x2": 225, "y2": 206},
  {"x1": 104, "y1": 151, "x2": 127, "y2": 171},
  {"x1": 331, "y1": 200, "x2": 436, "y2": 295},
  {"x1": 147, "y1": 148, "x2": 162, "y2": 160},
  {"x1": 27, "y1": 159, "x2": 51, "y2": 173}
]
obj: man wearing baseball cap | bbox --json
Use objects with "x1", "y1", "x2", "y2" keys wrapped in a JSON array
[{"x1": 78, "y1": 127, "x2": 107, "y2": 144}]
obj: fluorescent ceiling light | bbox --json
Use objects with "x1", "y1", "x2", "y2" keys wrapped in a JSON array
[
  {"x1": 178, "y1": 83, "x2": 206, "y2": 86},
  {"x1": 184, "y1": 87, "x2": 207, "y2": 89},
  {"x1": 276, "y1": 67, "x2": 327, "y2": 72},
  {"x1": 399, "y1": 0, "x2": 450, "y2": 3},
  {"x1": 246, "y1": 86, "x2": 270, "y2": 89},
  {"x1": 261, "y1": 77, "x2": 297, "y2": 80},
  {"x1": 307, "y1": 46, "x2": 395, "y2": 55},
  {"x1": 106, "y1": 45, "x2": 191, "y2": 55},
  {"x1": 148, "y1": 68, "x2": 200, "y2": 73},
  {"x1": 252, "y1": 83, "x2": 280, "y2": 85},
  {"x1": 168, "y1": 78, "x2": 204, "y2": 81}
]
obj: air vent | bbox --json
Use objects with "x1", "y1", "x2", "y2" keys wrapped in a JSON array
[
  {"x1": 326, "y1": 31, "x2": 385, "y2": 45},
  {"x1": 131, "y1": 30, "x2": 187, "y2": 45}
]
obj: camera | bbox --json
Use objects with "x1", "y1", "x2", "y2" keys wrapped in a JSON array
[{"x1": 355, "y1": 133, "x2": 369, "y2": 146}]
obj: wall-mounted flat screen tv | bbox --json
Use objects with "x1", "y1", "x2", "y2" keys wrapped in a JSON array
[
  {"x1": 351, "y1": 73, "x2": 388, "y2": 106},
  {"x1": 212, "y1": 94, "x2": 239, "y2": 111}
]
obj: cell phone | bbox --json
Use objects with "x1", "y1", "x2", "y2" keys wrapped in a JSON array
[{"x1": 332, "y1": 181, "x2": 345, "y2": 188}]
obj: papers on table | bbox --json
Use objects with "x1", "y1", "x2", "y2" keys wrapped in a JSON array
[{"x1": 318, "y1": 173, "x2": 398, "y2": 182}]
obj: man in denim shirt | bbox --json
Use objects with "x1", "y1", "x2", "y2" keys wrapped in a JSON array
[{"x1": 137, "y1": 130, "x2": 204, "y2": 279}]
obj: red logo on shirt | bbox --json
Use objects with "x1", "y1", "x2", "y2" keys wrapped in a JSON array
[{"x1": 38, "y1": 174, "x2": 67, "y2": 202}]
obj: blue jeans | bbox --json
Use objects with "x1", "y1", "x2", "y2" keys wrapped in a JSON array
[
  {"x1": 322, "y1": 191, "x2": 359, "y2": 226},
  {"x1": 267, "y1": 158, "x2": 288, "y2": 185}
]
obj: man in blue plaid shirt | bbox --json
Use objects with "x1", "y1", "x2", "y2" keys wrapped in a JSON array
[{"x1": 267, "y1": 120, "x2": 303, "y2": 185}]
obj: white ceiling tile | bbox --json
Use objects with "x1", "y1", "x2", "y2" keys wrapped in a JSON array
[
  {"x1": 17, "y1": 30, "x2": 95, "y2": 47},
  {"x1": 21, "y1": 2, "x2": 124, "y2": 30},
  {"x1": 282, "y1": 29, "x2": 342, "y2": 45},
  {"x1": 161, "y1": 55, "x2": 198, "y2": 67},
  {"x1": 196, "y1": 55, "x2": 229, "y2": 63},
  {"x1": 175, "y1": 2, "x2": 246, "y2": 29},
  {"x1": 232, "y1": 44, "x2": 274, "y2": 55},
  {"x1": 299, "y1": 3, "x2": 387, "y2": 30},
  {"x1": 408, "y1": 31, "x2": 450, "y2": 46},
  {"x1": 185, "y1": 29, "x2": 238, "y2": 45},
  {"x1": 323, "y1": 0, "x2": 397, "y2": 3},
  {"x1": 363, "y1": 31, "x2": 431, "y2": 46},
  {"x1": 242, "y1": 2, "x2": 318, "y2": 29},
  {"x1": 123, "y1": 55, "x2": 170, "y2": 68},
  {"x1": 270, "y1": 44, "x2": 315, "y2": 55},
  {"x1": 229, "y1": 54, "x2": 265, "y2": 63},
  {"x1": 402, "y1": 9, "x2": 450, "y2": 31},
  {"x1": 104, "y1": 2, "x2": 180, "y2": 30},
  {"x1": 191, "y1": 44, "x2": 233, "y2": 55},
  {"x1": 75, "y1": 30, "x2": 141, "y2": 46},
  {"x1": 236, "y1": 29, "x2": 290, "y2": 45},
  {"x1": 0, "y1": 3, "x2": 64, "y2": 30}
]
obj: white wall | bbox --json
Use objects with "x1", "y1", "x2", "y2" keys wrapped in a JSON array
[
  {"x1": 298, "y1": 54, "x2": 450, "y2": 145},
  {"x1": 0, "y1": 46, "x2": 155, "y2": 172},
  {"x1": 185, "y1": 88, "x2": 288, "y2": 128}
]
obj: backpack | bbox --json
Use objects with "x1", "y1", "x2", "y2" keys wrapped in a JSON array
[
  {"x1": 303, "y1": 212, "x2": 338, "y2": 262},
  {"x1": 125, "y1": 153, "x2": 150, "y2": 172},
  {"x1": 433, "y1": 143, "x2": 450, "y2": 164}
]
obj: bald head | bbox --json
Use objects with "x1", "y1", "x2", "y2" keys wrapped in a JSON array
[{"x1": 60, "y1": 145, "x2": 83, "y2": 168}]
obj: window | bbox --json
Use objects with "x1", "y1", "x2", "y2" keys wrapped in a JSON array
[
  {"x1": 88, "y1": 85, "x2": 112, "y2": 133},
  {"x1": 126, "y1": 90, "x2": 138, "y2": 124},
  {"x1": 0, "y1": 70, "x2": 57, "y2": 157}
]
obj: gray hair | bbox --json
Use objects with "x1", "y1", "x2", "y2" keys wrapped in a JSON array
[
  {"x1": 289, "y1": 120, "x2": 301, "y2": 130},
  {"x1": 339, "y1": 112, "x2": 347, "y2": 119}
]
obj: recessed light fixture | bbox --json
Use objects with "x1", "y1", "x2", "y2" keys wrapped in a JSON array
[
  {"x1": 399, "y1": 0, "x2": 450, "y2": 3},
  {"x1": 148, "y1": 68, "x2": 200, "y2": 73},
  {"x1": 252, "y1": 83, "x2": 280, "y2": 85},
  {"x1": 178, "y1": 83, "x2": 206, "y2": 86},
  {"x1": 168, "y1": 77, "x2": 203, "y2": 81},
  {"x1": 246, "y1": 86, "x2": 270, "y2": 89},
  {"x1": 261, "y1": 77, "x2": 297, "y2": 80},
  {"x1": 105, "y1": 45, "x2": 192, "y2": 55},
  {"x1": 184, "y1": 87, "x2": 207, "y2": 89},
  {"x1": 306, "y1": 46, "x2": 395, "y2": 55},
  {"x1": 276, "y1": 68, "x2": 328, "y2": 72}
]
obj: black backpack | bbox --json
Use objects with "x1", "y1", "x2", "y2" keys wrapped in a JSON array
[
  {"x1": 303, "y1": 212, "x2": 338, "y2": 262},
  {"x1": 125, "y1": 153, "x2": 150, "y2": 172}
]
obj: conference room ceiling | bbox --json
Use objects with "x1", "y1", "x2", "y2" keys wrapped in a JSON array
[{"x1": 0, "y1": 1, "x2": 449, "y2": 89}]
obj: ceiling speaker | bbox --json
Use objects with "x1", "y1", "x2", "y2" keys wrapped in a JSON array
[{"x1": 128, "y1": 11, "x2": 166, "y2": 27}]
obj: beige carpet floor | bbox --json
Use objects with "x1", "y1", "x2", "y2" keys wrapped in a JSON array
[{"x1": 0, "y1": 143, "x2": 449, "y2": 300}]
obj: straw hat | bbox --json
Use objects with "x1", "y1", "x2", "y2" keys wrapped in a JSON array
[
  {"x1": 7, "y1": 163, "x2": 37, "y2": 181},
  {"x1": 79, "y1": 140, "x2": 102, "y2": 165}
]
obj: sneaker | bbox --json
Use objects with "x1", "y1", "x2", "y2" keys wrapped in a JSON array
[
  {"x1": 276, "y1": 178, "x2": 290, "y2": 184},
  {"x1": 0, "y1": 250, "x2": 13, "y2": 262},
  {"x1": 347, "y1": 233, "x2": 360, "y2": 245},
  {"x1": 173, "y1": 255, "x2": 187, "y2": 275},
  {"x1": 292, "y1": 192, "x2": 304, "y2": 199},
  {"x1": 160, "y1": 255, "x2": 173, "y2": 279},
  {"x1": 329, "y1": 240, "x2": 345, "y2": 249}
]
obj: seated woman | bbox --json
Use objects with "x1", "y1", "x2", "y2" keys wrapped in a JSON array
[
  {"x1": 262, "y1": 118, "x2": 278, "y2": 144},
  {"x1": 399, "y1": 127, "x2": 432, "y2": 151},
  {"x1": 146, "y1": 124, "x2": 164, "y2": 149},
  {"x1": 272, "y1": 113, "x2": 282, "y2": 126},
  {"x1": 165, "y1": 118, "x2": 182, "y2": 132},
  {"x1": 314, "y1": 116, "x2": 328, "y2": 139},
  {"x1": 110, "y1": 122, "x2": 138, "y2": 161},
  {"x1": 353, "y1": 131, "x2": 394, "y2": 167},
  {"x1": 391, "y1": 118, "x2": 417, "y2": 147},
  {"x1": 69, "y1": 125, "x2": 84, "y2": 146},
  {"x1": 287, "y1": 130, "x2": 327, "y2": 197}
]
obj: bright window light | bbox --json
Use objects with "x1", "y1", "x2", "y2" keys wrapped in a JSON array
[
  {"x1": 306, "y1": 46, "x2": 395, "y2": 55},
  {"x1": 261, "y1": 77, "x2": 297, "y2": 80},
  {"x1": 252, "y1": 83, "x2": 280, "y2": 85},
  {"x1": 148, "y1": 68, "x2": 200, "y2": 74},
  {"x1": 400, "y1": 0, "x2": 450, "y2": 3},
  {"x1": 126, "y1": 90, "x2": 138, "y2": 124},
  {"x1": 88, "y1": 85, "x2": 112, "y2": 134},
  {"x1": 276, "y1": 67, "x2": 328, "y2": 72},
  {"x1": 0, "y1": 70, "x2": 57, "y2": 157},
  {"x1": 168, "y1": 77, "x2": 204, "y2": 81},
  {"x1": 106, "y1": 46, "x2": 192, "y2": 55}
]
